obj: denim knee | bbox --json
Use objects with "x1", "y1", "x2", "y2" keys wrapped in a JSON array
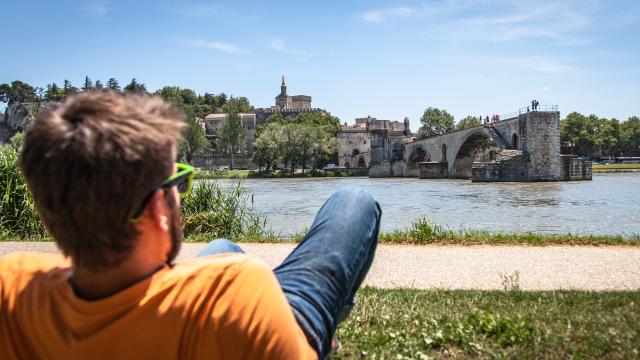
[
  {"x1": 196, "y1": 238, "x2": 244, "y2": 257},
  {"x1": 332, "y1": 187, "x2": 381, "y2": 219}
]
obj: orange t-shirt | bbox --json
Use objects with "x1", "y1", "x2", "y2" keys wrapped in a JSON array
[{"x1": 0, "y1": 252, "x2": 317, "y2": 360}]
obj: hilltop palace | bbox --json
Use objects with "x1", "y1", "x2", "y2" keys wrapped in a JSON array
[
  {"x1": 196, "y1": 77, "x2": 590, "y2": 181},
  {"x1": 196, "y1": 76, "x2": 413, "y2": 169}
]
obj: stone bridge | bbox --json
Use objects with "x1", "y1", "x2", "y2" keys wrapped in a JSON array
[
  {"x1": 369, "y1": 109, "x2": 591, "y2": 181},
  {"x1": 404, "y1": 117, "x2": 520, "y2": 178}
]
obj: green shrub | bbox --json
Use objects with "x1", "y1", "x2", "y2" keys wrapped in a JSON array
[
  {"x1": 181, "y1": 180, "x2": 267, "y2": 240},
  {"x1": 0, "y1": 143, "x2": 48, "y2": 239}
]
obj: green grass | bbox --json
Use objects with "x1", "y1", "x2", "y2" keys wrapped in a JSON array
[
  {"x1": 378, "y1": 217, "x2": 639, "y2": 246},
  {"x1": 330, "y1": 288, "x2": 640, "y2": 359},
  {"x1": 593, "y1": 164, "x2": 640, "y2": 173},
  {"x1": 194, "y1": 169, "x2": 251, "y2": 180},
  {"x1": 592, "y1": 163, "x2": 640, "y2": 169}
]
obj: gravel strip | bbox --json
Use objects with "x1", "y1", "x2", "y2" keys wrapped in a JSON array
[{"x1": 2, "y1": 242, "x2": 639, "y2": 291}]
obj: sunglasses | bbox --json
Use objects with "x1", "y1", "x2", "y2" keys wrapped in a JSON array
[{"x1": 130, "y1": 163, "x2": 196, "y2": 221}]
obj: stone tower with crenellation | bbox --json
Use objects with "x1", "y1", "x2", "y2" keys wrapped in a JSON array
[{"x1": 255, "y1": 75, "x2": 322, "y2": 125}]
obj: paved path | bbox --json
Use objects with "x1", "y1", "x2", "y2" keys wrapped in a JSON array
[{"x1": 2, "y1": 242, "x2": 639, "y2": 291}]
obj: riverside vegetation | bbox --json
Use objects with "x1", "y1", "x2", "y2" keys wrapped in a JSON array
[{"x1": 1, "y1": 141, "x2": 639, "y2": 245}]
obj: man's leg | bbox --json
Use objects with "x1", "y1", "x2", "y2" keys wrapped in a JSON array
[
  {"x1": 196, "y1": 238, "x2": 244, "y2": 257},
  {"x1": 274, "y1": 187, "x2": 381, "y2": 358}
]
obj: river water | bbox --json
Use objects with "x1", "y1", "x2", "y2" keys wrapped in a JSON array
[{"x1": 217, "y1": 173, "x2": 640, "y2": 237}]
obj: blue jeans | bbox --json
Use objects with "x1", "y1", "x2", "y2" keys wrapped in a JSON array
[{"x1": 196, "y1": 187, "x2": 381, "y2": 359}]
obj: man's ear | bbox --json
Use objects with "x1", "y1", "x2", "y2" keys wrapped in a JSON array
[{"x1": 143, "y1": 189, "x2": 170, "y2": 232}]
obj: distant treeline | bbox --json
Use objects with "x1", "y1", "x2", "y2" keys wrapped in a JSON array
[
  {"x1": 0, "y1": 78, "x2": 256, "y2": 164},
  {"x1": 0, "y1": 78, "x2": 253, "y2": 119},
  {"x1": 560, "y1": 112, "x2": 640, "y2": 158}
]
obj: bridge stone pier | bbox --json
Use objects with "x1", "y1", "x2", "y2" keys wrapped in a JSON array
[{"x1": 369, "y1": 110, "x2": 591, "y2": 181}]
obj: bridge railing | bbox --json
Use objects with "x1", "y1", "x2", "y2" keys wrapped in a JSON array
[{"x1": 499, "y1": 105, "x2": 558, "y2": 121}]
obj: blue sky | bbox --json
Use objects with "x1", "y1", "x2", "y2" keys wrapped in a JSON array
[{"x1": 2, "y1": 0, "x2": 639, "y2": 130}]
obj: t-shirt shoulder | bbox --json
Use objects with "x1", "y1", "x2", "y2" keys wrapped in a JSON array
[{"x1": 0, "y1": 252, "x2": 69, "y2": 288}]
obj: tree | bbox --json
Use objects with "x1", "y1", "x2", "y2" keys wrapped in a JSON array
[
  {"x1": 82, "y1": 76, "x2": 94, "y2": 91},
  {"x1": 63, "y1": 80, "x2": 79, "y2": 96},
  {"x1": 218, "y1": 104, "x2": 246, "y2": 169},
  {"x1": 216, "y1": 93, "x2": 227, "y2": 108},
  {"x1": 253, "y1": 120, "x2": 339, "y2": 174},
  {"x1": 94, "y1": 80, "x2": 104, "y2": 89},
  {"x1": 600, "y1": 118, "x2": 620, "y2": 157},
  {"x1": 253, "y1": 123, "x2": 280, "y2": 171},
  {"x1": 179, "y1": 109, "x2": 208, "y2": 164},
  {"x1": 560, "y1": 112, "x2": 604, "y2": 157},
  {"x1": 620, "y1": 116, "x2": 640, "y2": 156},
  {"x1": 221, "y1": 96, "x2": 253, "y2": 113},
  {"x1": 106, "y1": 78, "x2": 120, "y2": 91},
  {"x1": 456, "y1": 116, "x2": 480, "y2": 131},
  {"x1": 278, "y1": 123, "x2": 302, "y2": 174},
  {"x1": 292, "y1": 112, "x2": 340, "y2": 134},
  {"x1": 417, "y1": 107, "x2": 455, "y2": 138},
  {"x1": 311, "y1": 129, "x2": 339, "y2": 169},
  {"x1": 154, "y1": 86, "x2": 198, "y2": 108},
  {"x1": 124, "y1": 78, "x2": 147, "y2": 93},
  {"x1": 44, "y1": 83, "x2": 65, "y2": 102},
  {"x1": 0, "y1": 81, "x2": 37, "y2": 106}
]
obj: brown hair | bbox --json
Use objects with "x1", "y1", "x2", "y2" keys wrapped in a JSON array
[{"x1": 20, "y1": 90, "x2": 184, "y2": 269}]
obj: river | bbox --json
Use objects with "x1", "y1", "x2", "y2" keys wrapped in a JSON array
[{"x1": 216, "y1": 173, "x2": 640, "y2": 237}]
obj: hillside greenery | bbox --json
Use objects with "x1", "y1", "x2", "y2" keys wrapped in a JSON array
[{"x1": 253, "y1": 112, "x2": 341, "y2": 174}]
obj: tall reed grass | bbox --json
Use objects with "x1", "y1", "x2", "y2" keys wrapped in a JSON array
[
  {"x1": 0, "y1": 142, "x2": 47, "y2": 239},
  {"x1": 181, "y1": 180, "x2": 269, "y2": 241}
]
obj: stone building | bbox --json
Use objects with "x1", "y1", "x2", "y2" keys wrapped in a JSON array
[
  {"x1": 199, "y1": 113, "x2": 257, "y2": 156},
  {"x1": 254, "y1": 76, "x2": 326, "y2": 125},
  {"x1": 337, "y1": 116, "x2": 412, "y2": 169},
  {"x1": 194, "y1": 76, "x2": 327, "y2": 169}
]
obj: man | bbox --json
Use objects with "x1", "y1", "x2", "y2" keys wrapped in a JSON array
[{"x1": 0, "y1": 91, "x2": 381, "y2": 359}]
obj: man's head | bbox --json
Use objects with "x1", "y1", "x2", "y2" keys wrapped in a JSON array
[{"x1": 20, "y1": 90, "x2": 185, "y2": 270}]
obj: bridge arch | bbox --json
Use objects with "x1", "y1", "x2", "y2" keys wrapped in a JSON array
[
  {"x1": 450, "y1": 129, "x2": 495, "y2": 178},
  {"x1": 357, "y1": 156, "x2": 367, "y2": 168},
  {"x1": 405, "y1": 146, "x2": 430, "y2": 177},
  {"x1": 512, "y1": 133, "x2": 518, "y2": 149}
]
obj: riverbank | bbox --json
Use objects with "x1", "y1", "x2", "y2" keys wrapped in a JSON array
[
  {"x1": 196, "y1": 164, "x2": 640, "y2": 178},
  {"x1": 592, "y1": 163, "x2": 640, "y2": 173},
  {"x1": 331, "y1": 288, "x2": 640, "y2": 359},
  {"x1": 195, "y1": 168, "x2": 353, "y2": 179},
  {"x1": 5, "y1": 221, "x2": 638, "y2": 246}
]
